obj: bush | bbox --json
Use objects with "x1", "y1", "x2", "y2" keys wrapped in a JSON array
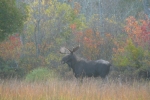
[
  {"x1": 19, "y1": 56, "x2": 47, "y2": 73},
  {"x1": 0, "y1": 58, "x2": 25, "y2": 79},
  {"x1": 25, "y1": 67, "x2": 57, "y2": 82},
  {"x1": 113, "y1": 39, "x2": 150, "y2": 79},
  {"x1": 0, "y1": 66, "x2": 25, "y2": 79}
]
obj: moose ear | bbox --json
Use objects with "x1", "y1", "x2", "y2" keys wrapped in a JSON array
[
  {"x1": 60, "y1": 47, "x2": 71, "y2": 54},
  {"x1": 72, "y1": 44, "x2": 80, "y2": 53}
]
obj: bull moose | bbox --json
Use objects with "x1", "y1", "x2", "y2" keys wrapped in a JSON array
[{"x1": 60, "y1": 45, "x2": 111, "y2": 79}]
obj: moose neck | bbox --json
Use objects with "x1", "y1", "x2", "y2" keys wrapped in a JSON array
[{"x1": 67, "y1": 54, "x2": 78, "y2": 69}]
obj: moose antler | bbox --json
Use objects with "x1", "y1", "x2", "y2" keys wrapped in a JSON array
[
  {"x1": 72, "y1": 44, "x2": 80, "y2": 53},
  {"x1": 59, "y1": 47, "x2": 70, "y2": 54},
  {"x1": 60, "y1": 44, "x2": 80, "y2": 54}
]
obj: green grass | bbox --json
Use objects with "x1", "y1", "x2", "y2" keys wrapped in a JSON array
[
  {"x1": 0, "y1": 78, "x2": 150, "y2": 100},
  {"x1": 25, "y1": 68, "x2": 56, "y2": 82}
]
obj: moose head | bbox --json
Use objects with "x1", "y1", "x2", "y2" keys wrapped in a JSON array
[{"x1": 60, "y1": 45, "x2": 80, "y2": 65}]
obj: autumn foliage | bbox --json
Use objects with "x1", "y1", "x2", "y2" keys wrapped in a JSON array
[
  {"x1": 125, "y1": 16, "x2": 150, "y2": 47},
  {"x1": 0, "y1": 0, "x2": 150, "y2": 80},
  {"x1": 70, "y1": 25, "x2": 114, "y2": 61},
  {"x1": 113, "y1": 16, "x2": 150, "y2": 78},
  {"x1": 0, "y1": 34, "x2": 21, "y2": 60}
]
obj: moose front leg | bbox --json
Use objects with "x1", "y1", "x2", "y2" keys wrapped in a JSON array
[{"x1": 75, "y1": 72, "x2": 85, "y2": 83}]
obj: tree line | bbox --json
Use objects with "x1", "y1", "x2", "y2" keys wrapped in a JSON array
[{"x1": 0, "y1": 0, "x2": 150, "y2": 80}]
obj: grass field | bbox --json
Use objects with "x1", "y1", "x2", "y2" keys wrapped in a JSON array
[{"x1": 0, "y1": 78, "x2": 150, "y2": 100}]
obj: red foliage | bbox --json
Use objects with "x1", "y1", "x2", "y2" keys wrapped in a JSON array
[
  {"x1": 9, "y1": 34, "x2": 21, "y2": 48},
  {"x1": 70, "y1": 24, "x2": 76, "y2": 30},
  {"x1": 0, "y1": 34, "x2": 22, "y2": 60},
  {"x1": 73, "y1": 28, "x2": 103, "y2": 60},
  {"x1": 125, "y1": 16, "x2": 150, "y2": 47},
  {"x1": 114, "y1": 16, "x2": 150, "y2": 59}
]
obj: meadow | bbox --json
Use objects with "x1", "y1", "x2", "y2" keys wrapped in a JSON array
[{"x1": 0, "y1": 78, "x2": 150, "y2": 100}]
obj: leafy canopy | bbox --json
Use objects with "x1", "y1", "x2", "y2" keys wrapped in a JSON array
[{"x1": 0, "y1": 0, "x2": 27, "y2": 41}]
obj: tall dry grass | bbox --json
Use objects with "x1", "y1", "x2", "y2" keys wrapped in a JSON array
[{"x1": 0, "y1": 78, "x2": 150, "y2": 100}]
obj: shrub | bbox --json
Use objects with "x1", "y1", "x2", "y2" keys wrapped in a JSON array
[
  {"x1": 0, "y1": 58, "x2": 25, "y2": 79},
  {"x1": 25, "y1": 67, "x2": 57, "y2": 82},
  {"x1": 113, "y1": 39, "x2": 150, "y2": 79}
]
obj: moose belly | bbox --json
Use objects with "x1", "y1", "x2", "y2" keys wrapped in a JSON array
[{"x1": 83, "y1": 68, "x2": 96, "y2": 77}]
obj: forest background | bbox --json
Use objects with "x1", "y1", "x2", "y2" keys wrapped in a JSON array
[{"x1": 0, "y1": 0, "x2": 150, "y2": 81}]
